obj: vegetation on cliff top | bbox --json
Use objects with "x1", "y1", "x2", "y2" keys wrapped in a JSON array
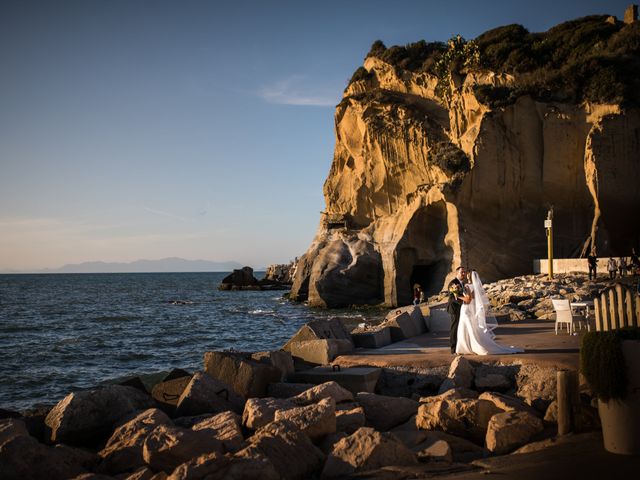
[{"x1": 359, "y1": 15, "x2": 640, "y2": 106}]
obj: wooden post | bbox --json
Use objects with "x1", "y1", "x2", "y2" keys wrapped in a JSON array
[
  {"x1": 625, "y1": 288, "x2": 637, "y2": 328},
  {"x1": 557, "y1": 369, "x2": 579, "y2": 435},
  {"x1": 601, "y1": 292, "x2": 610, "y2": 331},
  {"x1": 615, "y1": 283, "x2": 627, "y2": 328},
  {"x1": 594, "y1": 296, "x2": 602, "y2": 332},
  {"x1": 636, "y1": 295, "x2": 640, "y2": 328},
  {"x1": 609, "y1": 288, "x2": 619, "y2": 330}
]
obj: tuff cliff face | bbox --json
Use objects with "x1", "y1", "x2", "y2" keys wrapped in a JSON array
[{"x1": 291, "y1": 16, "x2": 640, "y2": 308}]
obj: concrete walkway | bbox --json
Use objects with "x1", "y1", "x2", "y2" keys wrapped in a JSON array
[{"x1": 336, "y1": 319, "x2": 582, "y2": 370}]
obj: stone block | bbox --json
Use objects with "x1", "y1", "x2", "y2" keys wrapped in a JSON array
[
  {"x1": 251, "y1": 351, "x2": 295, "y2": 381},
  {"x1": 355, "y1": 392, "x2": 419, "y2": 431},
  {"x1": 175, "y1": 372, "x2": 244, "y2": 417},
  {"x1": 45, "y1": 385, "x2": 155, "y2": 445},
  {"x1": 151, "y1": 376, "x2": 192, "y2": 415},
  {"x1": 282, "y1": 318, "x2": 353, "y2": 351},
  {"x1": 351, "y1": 327, "x2": 391, "y2": 349},
  {"x1": 284, "y1": 339, "x2": 353, "y2": 365},
  {"x1": 203, "y1": 351, "x2": 282, "y2": 399},
  {"x1": 266, "y1": 382, "x2": 315, "y2": 398},
  {"x1": 382, "y1": 311, "x2": 417, "y2": 342},
  {"x1": 290, "y1": 366, "x2": 381, "y2": 395},
  {"x1": 425, "y1": 306, "x2": 451, "y2": 332}
]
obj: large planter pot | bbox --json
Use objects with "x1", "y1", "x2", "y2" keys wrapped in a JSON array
[{"x1": 598, "y1": 339, "x2": 640, "y2": 455}]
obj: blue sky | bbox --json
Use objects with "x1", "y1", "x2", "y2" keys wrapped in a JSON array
[{"x1": 0, "y1": 0, "x2": 631, "y2": 270}]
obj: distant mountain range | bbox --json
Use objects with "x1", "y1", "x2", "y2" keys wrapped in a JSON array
[{"x1": 2, "y1": 257, "x2": 247, "y2": 274}]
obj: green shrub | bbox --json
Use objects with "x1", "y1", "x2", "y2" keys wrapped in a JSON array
[
  {"x1": 357, "y1": 14, "x2": 640, "y2": 106},
  {"x1": 581, "y1": 328, "x2": 640, "y2": 401}
]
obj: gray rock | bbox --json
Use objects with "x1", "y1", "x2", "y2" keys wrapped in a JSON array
[
  {"x1": 416, "y1": 398, "x2": 502, "y2": 444},
  {"x1": 192, "y1": 411, "x2": 244, "y2": 453},
  {"x1": 0, "y1": 434, "x2": 89, "y2": 480},
  {"x1": 355, "y1": 392, "x2": 419, "y2": 431},
  {"x1": 240, "y1": 426, "x2": 324, "y2": 480},
  {"x1": 98, "y1": 408, "x2": 172, "y2": 474},
  {"x1": 485, "y1": 411, "x2": 544, "y2": 454},
  {"x1": 321, "y1": 427, "x2": 418, "y2": 478},
  {"x1": 438, "y1": 356, "x2": 475, "y2": 394},
  {"x1": 292, "y1": 381, "x2": 354, "y2": 405},
  {"x1": 203, "y1": 352, "x2": 282, "y2": 399},
  {"x1": 266, "y1": 382, "x2": 314, "y2": 398},
  {"x1": 142, "y1": 424, "x2": 223, "y2": 473},
  {"x1": 0, "y1": 418, "x2": 29, "y2": 446},
  {"x1": 273, "y1": 397, "x2": 336, "y2": 440},
  {"x1": 45, "y1": 385, "x2": 155, "y2": 444},
  {"x1": 242, "y1": 397, "x2": 295, "y2": 430},
  {"x1": 474, "y1": 373, "x2": 512, "y2": 392},
  {"x1": 175, "y1": 372, "x2": 244, "y2": 417}
]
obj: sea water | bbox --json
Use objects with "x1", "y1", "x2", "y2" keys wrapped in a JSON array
[{"x1": 0, "y1": 272, "x2": 383, "y2": 411}]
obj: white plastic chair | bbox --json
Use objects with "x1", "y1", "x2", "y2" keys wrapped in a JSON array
[{"x1": 551, "y1": 298, "x2": 585, "y2": 335}]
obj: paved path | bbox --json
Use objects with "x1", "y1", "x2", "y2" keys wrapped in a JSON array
[{"x1": 336, "y1": 319, "x2": 582, "y2": 370}]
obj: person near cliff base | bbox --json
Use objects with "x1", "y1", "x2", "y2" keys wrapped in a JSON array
[
  {"x1": 447, "y1": 266, "x2": 469, "y2": 354},
  {"x1": 587, "y1": 251, "x2": 597, "y2": 281},
  {"x1": 608, "y1": 257, "x2": 618, "y2": 280},
  {"x1": 413, "y1": 284, "x2": 424, "y2": 305},
  {"x1": 619, "y1": 256, "x2": 627, "y2": 277}
]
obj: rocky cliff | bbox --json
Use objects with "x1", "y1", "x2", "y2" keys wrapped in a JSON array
[{"x1": 291, "y1": 14, "x2": 640, "y2": 308}]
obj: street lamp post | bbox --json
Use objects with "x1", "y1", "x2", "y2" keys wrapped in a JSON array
[{"x1": 545, "y1": 207, "x2": 554, "y2": 280}]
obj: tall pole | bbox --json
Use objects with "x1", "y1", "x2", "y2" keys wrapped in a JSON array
[{"x1": 546, "y1": 207, "x2": 554, "y2": 280}]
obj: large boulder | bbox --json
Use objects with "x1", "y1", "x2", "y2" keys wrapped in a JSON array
[
  {"x1": 292, "y1": 381, "x2": 354, "y2": 405},
  {"x1": 142, "y1": 424, "x2": 223, "y2": 473},
  {"x1": 151, "y1": 372, "x2": 192, "y2": 415},
  {"x1": 240, "y1": 425, "x2": 325, "y2": 480},
  {"x1": 250, "y1": 351, "x2": 295, "y2": 381},
  {"x1": 273, "y1": 397, "x2": 336, "y2": 440},
  {"x1": 485, "y1": 411, "x2": 544, "y2": 454},
  {"x1": 321, "y1": 427, "x2": 418, "y2": 478},
  {"x1": 479, "y1": 392, "x2": 539, "y2": 416},
  {"x1": 192, "y1": 411, "x2": 244, "y2": 453},
  {"x1": 416, "y1": 398, "x2": 502, "y2": 444},
  {"x1": 355, "y1": 392, "x2": 419, "y2": 431},
  {"x1": 0, "y1": 434, "x2": 90, "y2": 480},
  {"x1": 284, "y1": 339, "x2": 353, "y2": 365},
  {"x1": 336, "y1": 405, "x2": 366, "y2": 434},
  {"x1": 203, "y1": 351, "x2": 281, "y2": 398},
  {"x1": 438, "y1": 356, "x2": 475, "y2": 394},
  {"x1": 45, "y1": 385, "x2": 155, "y2": 444},
  {"x1": 0, "y1": 418, "x2": 29, "y2": 446},
  {"x1": 217, "y1": 266, "x2": 258, "y2": 290},
  {"x1": 515, "y1": 365, "x2": 558, "y2": 412},
  {"x1": 98, "y1": 408, "x2": 172, "y2": 474},
  {"x1": 175, "y1": 372, "x2": 244, "y2": 416},
  {"x1": 242, "y1": 397, "x2": 295, "y2": 430},
  {"x1": 166, "y1": 450, "x2": 281, "y2": 480}
]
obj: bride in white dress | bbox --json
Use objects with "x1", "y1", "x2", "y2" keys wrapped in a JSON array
[{"x1": 456, "y1": 271, "x2": 523, "y2": 355}]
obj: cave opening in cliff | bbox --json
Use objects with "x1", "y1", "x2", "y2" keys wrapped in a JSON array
[{"x1": 395, "y1": 201, "x2": 452, "y2": 305}]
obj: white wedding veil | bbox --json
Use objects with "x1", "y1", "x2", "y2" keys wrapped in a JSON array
[{"x1": 471, "y1": 271, "x2": 498, "y2": 334}]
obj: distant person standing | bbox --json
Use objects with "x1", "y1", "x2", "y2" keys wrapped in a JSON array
[
  {"x1": 587, "y1": 251, "x2": 598, "y2": 280},
  {"x1": 413, "y1": 284, "x2": 423, "y2": 306},
  {"x1": 619, "y1": 256, "x2": 627, "y2": 277},
  {"x1": 608, "y1": 257, "x2": 618, "y2": 280}
]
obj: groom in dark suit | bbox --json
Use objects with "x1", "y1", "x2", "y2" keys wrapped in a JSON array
[{"x1": 447, "y1": 266, "x2": 467, "y2": 354}]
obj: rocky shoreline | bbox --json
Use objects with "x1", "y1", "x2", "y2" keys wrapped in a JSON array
[{"x1": 0, "y1": 273, "x2": 612, "y2": 479}]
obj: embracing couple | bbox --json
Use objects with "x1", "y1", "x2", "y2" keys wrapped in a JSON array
[{"x1": 447, "y1": 266, "x2": 523, "y2": 356}]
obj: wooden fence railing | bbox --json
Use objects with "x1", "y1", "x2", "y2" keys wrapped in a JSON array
[{"x1": 593, "y1": 283, "x2": 640, "y2": 331}]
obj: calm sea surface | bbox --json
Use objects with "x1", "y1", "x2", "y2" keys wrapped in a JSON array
[{"x1": 0, "y1": 272, "x2": 384, "y2": 411}]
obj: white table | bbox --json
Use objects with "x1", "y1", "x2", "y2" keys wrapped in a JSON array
[{"x1": 570, "y1": 300, "x2": 595, "y2": 331}]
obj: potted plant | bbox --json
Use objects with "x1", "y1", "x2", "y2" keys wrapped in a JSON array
[{"x1": 581, "y1": 328, "x2": 640, "y2": 455}]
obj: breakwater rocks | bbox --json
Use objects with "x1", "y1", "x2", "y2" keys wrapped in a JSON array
[
  {"x1": 218, "y1": 266, "x2": 292, "y2": 291},
  {"x1": 0, "y1": 317, "x2": 601, "y2": 480}
]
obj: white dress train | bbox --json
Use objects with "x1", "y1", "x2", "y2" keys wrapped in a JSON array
[{"x1": 456, "y1": 272, "x2": 523, "y2": 355}]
